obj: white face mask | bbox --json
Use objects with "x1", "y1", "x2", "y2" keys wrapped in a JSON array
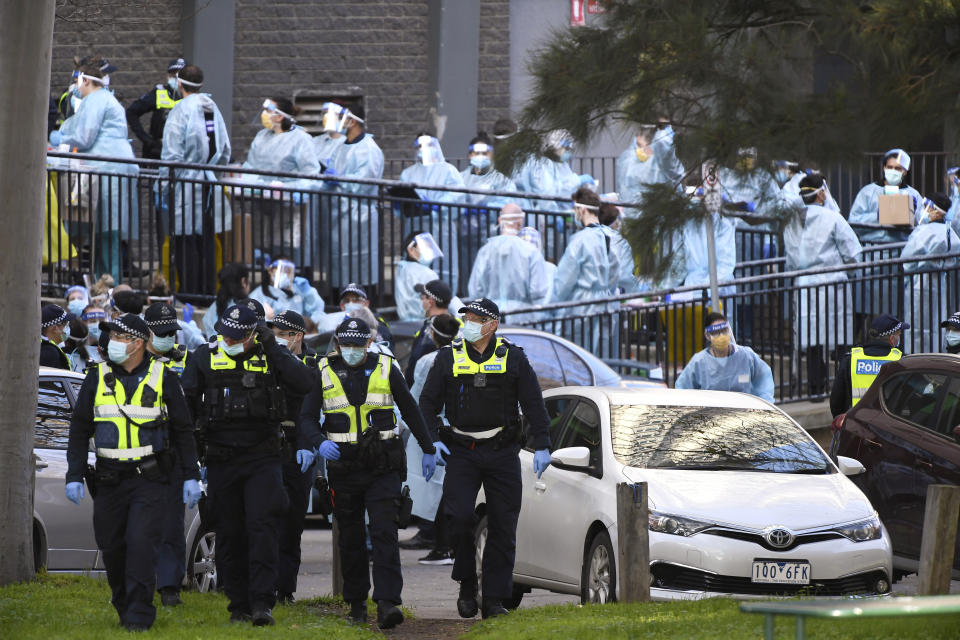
[
  {"x1": 344, "y1": 302, "x2": 365, "y2": 313},
  {"x1": 275, "y1": 336, "x2": 289, "y2": 348},
  {"x1": 107, "y1": 340, "x2": 131, "y2": 364},
  {"x1": 222, "y1": 339, "x2": 246, "y2": 356},
  {"x1": 946, "y1": 331, "x2": 960, "y2": 347},
  {"x1": 340, "y1": 346, "x2": 365, "y2": 366},
  {"x1": 884, "y1": 168, "x2": 903, "y2": 186},
  {"x1": 151, "y1": 334, "x2": 175, "y2": 352},
  {"x1": 462, "y1": 320, "x2": 485, "y2": 343}
]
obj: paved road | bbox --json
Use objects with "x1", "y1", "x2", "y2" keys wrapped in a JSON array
[{"x1": 293, "y1": 522, "x2": 578, "y2": 619}]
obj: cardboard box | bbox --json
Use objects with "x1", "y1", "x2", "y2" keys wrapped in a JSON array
[
  {"x1": 225, "y1": 213, "x2": 253, "y2": 264},
  {"x1": 878, "y1": 194, "x2": 915, "y2": 226}
]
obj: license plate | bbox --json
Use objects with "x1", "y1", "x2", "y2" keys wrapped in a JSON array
[{"x1": 751, "y1": 560, "x2": 810, "y2": 585}]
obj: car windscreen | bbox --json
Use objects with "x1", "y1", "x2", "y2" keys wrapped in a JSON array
[{"x1": 611, "y1": 405, "x2": 831, "y2": 473}]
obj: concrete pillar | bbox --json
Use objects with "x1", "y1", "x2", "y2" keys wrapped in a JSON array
[
  {"x1": 181, "y1": 0, "x2": 236, "y2": 134},
  {"x1": 428, "y1": 0, "x2": 480, "y2": 154}
]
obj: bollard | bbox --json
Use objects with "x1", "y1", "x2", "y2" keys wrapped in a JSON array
[
  {"x1": 616, "y1": 481, "x2": 650, "y2": 602},
  {"x1": 331, "y1": 516, "x2": 344, "y2": 597},
  {"x1": 917, "y1": 484, "x2": 960, "y2": 595}
]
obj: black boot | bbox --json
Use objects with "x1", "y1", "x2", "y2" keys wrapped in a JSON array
[
  {"x1": 377, "y1": 601, "x2": 404, "y2": 630},
  {"x1": 251, "y1": 608, "x2": 275, "y2": 626},
  {"x1": 159, "y1": 587, "x2": 182, "y2": 606},
  {"x1": 348, "y1": 601, "x2": 367, "y2": 624},
  {"x1": 481, "y1": 597, "x2": 509, "y2": 619},
  {"x1": 457, "y1": 580, "x2": 479, "y2": 618}
]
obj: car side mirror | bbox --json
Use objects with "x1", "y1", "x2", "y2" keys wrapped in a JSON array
[
  {"x1": 836, "y1": 456, "x2": 866, "y2": 476},
  {"x1": 551, "y1": 446, "x2": 591, "y2": 469}
]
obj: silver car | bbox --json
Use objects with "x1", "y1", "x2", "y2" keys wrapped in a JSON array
[{"x1": 34, "y1": 367, "x2": 215, "y2": 591}]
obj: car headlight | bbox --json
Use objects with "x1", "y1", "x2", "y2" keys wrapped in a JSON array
[
  {"x1": 831, "y1": 515, "x2": 883, "y2": 542},
  {"x1": 648, "y1": 511, "x2": 714, "y2": 537}
]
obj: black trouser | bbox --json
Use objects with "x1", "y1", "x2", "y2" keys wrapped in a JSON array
[
  {"x1": 172, "y1": 233, "x2": 216, "y2": 294},
  {"x1": 443, "y1": 440, "x2": 522, "y2": 600},
  {"x1": 93, "y1": 473, "x2": 166, "y2": 628},
  {"x1": 207, "y1": 450, "x2": 287, "y2": 614},
  {"x1": 156, "y1": 466, "x2": 186, "y2": 592},
  {"x1": 328, "y1": 466, "x2": 402, "y2": 605},
  {"x1": 277, "y1": 453, "x2": 313, "y2": 596}
]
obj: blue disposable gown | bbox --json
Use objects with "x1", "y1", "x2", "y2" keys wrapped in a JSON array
[
  {"x1": 948, "y1": 186, "x2": 960, "y2": 236},
  {"x1": 901, "y1": 221, "x2": 960, "y2": 353},
  {"x1": 600, "y1": 225, "x2": 639, "y2": 293},
  {"x1": 680, "y1": 212, "x2": 737, "y2": 299},
  {"x1": 781, "y1": 172, "x2": 840, "y2": 214},
  {"x1": 675, "y1": 345, "x2": 775, "y2": 403},
  {"x1": 459, "y1": 166, "x2": 517, "y2": 206},
  {"x1": 313, "y1": 132, "x2": 344, "y2": 168},
  {"x1": 58, "y1": 88, "x2": 140, "y2": 235},
  {"x1": 176, "y1": 320, "x2": 206, "y2": 351},
  {"x1": 201, "y1": 298, "x2": 241, "y2": 339},
  {"x1": 615, "y1": 133, "x2": 685, "y2": 214},
  {"x1": 243, "y1": 126, "x2": 320, "y2": 188},
  {"x1": 552, "y1": 224, "x2": 620, "y2": 357},
  {"x1": 161, "y1": 93, "x2": 232, "y2": 235},
  {"x1": 248, "y1": 282, "x2": 328, "y2": 328},
  {"x1": 395, "y1": 259, "x2": 439, "y2": 322},
  {"x1": 783, "y1": 205, "x2": 862, "y2": 349},
  {"x1": 513, "y1": 156, "x2": 581, "y2": 212},
  {"x1": 848, "y1": 182, "x2": 922, "y2": 244},
  {"x1": 468, "y1": 234, "x2": 549, "y2": 323},
  {"x1": 327, "y1": 133, "x2": 385, "y2": 287},
  {"x1": 718, "y1": 167, "x2": 781, "y2": 262},
  {"x1": 459, "y1": 166, "x2": 520, "y2": 266},
  {"x1": 398, "y1": 160, "x2": 465, "y2": 293},
  {"x1": 405, "y1": 350, "x2": 445, "y2": 520}
]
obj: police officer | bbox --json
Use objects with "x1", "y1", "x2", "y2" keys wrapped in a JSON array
[
  {"x1": 418, "y1": 298, "x2": 552, "y2": 619},
  {"x1": 126, "y1": 58, "x2": 187, "y2": 159},
  {"x1": 143, "y1": 301, "x2": 191, "y2": 606},
  {"x1": 404, "y1": 279, "x2": 456, "y2": 385},
  {"x1": 40, "y1": 303, "x2": 72, "y2": 370},
  {"x1": 181, "y1": 305, "x2": 314, "y2": 626},
  {"x1": 831, "y1": 314, "x2": 909, "y2": 418},
  {"x1": 299, "y1": 318, "x2": 440, "y2": 629},
  {"x1": 268, "y1": 310, "x2": 316, "y2": 603},
  {"x1": 64, "y1": 314, "x2": 201, "y2": 631}
]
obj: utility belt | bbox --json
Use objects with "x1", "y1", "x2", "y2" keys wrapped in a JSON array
[
  {"x1": 204, "y1": 432, "x2": 281, "y2": 463},
  {"x1": 321, "y1": 479, "x2": 413, "y2": 529},
  {"x1": 325, "y1": 428, "x2": 405, "y2": 479},
  {"x1": 440, "y1": 421, "x2": 522, "y2": 451},
  {"x1": 89, "y1": 452, "x2": 174, "y2": 492},
  {"x1": 203, "y1": 381, "x2": 284, "y2": 423}
]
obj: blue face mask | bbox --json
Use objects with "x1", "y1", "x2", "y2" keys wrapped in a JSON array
[
  {"x1": 470, "y1": 155, "x2": 491, "y2": 170},
  {"x1": 107, "y1": 340, "x2": 130, "y2": 364},
  {"x1": 72, "y1": 86, "x2": 81, "y2": 99},
  {"x1": 61, "y1": 324, "x2": 71, "y2": 340},
  {"x1": 152, "y1": 334, "x2": 175, "y2": 352},
  {"x1": 276, "y1": 273, "x2": 292, "y2": 290},
  {"x1": 340, "y1": 346, "x2": 365, "y2": 366},
  {"x1": 344, "y1": 302, "x2": 365, "y2": 313},
  {"x1": 167, "y1": 77, "x2": 178, "y2": 92},
  {"x1": 775, "y1": 170, "x2": 790, "y2": 185},
  {"x1": 87, "y1": 323, "x2": 101, "y2": 340},
  {"x1": 222, "y1": 339, "x2": 246, "y2": 356},
  {"x1": 68, "y1": 299, "x2": 86, "y2": 316},
  {"x1": 462, "y1": 320, "x2": 485, "y2": 344},
  {"x1": 560, "y1": 150, "x2": 573, "y2": 163},
  {"x1": 884, "y1": 168, "x2": 903, "y2": 186},
  {"x1": 417, "y1": 254, "x2": 434, "y2": 266},
  {"x1": 275, "y1": 336, "x2": 289, "y2": 349}
]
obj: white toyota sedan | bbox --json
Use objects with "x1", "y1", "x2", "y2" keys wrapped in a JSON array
[{"x1": 474, "y1": 387, "x2": 893, "y2": 606}]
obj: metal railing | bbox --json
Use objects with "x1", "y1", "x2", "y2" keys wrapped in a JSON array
[{"x1": 501, "y1": 251, "x2": 960, "y2": 403}]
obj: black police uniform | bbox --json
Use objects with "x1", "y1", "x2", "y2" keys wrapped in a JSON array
[
  {"x1": 126, "y1": 84, "x2": 181, "y2": 159},
  {"x1": 148, "y1": 345, "x2": 192, "y2": 602},
  {"x1": 276, "y1": 344, "x2": 318, "y2": 602},
  {"x1": 66, "y1": 352, "x2": 200, "y2": 629},
  {"x1": 404, "y1": 317, "x2": 439, "y2": 385},
  {"x1": 180, "y1": 326, "x2": 313, "y2": 621},
  {"x1": 418, "y1": 329, "x2": 551, "y2": 615},
  {"x1": 298, "y1": 349, "x2": 436, "y2": 613},
  {"x1": 830, "y1": 339, "x2": 900, "y2": 417},
  {"x1": 40, "y1": 336, "x2": 71, "y2": 370}
]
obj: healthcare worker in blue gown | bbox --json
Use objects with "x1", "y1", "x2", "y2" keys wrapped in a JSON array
[
  {"x1": 615, "y1": 122, "x2": 685, "y2": 216},
  {"x1": 394, "y1": 231, "x2": 443, "y2": 322},
  {"x1": 901, "y1": 193, "x2": 960, "y2": 353},
  {"x1": 54, "y1": 62, "x2": 140, "y2": 283},
  {"x1": 460, "y1": 133, "x2": 518, "y2": 279},
  {"x1": 398, "y1": 135, "x2": 465, "y2": 293},
  {"x1": 551, "y1": 188, "x2": 620, "y2": 359},
  {"x1": 675, "y1": 312, "x2": 775, "y2": 403}
]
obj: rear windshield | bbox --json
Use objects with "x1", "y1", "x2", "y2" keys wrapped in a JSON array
[{"x1": 611, "y1": 405, "x2": 831, "y2": 473}]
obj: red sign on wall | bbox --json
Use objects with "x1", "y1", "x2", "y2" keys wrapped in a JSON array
[
  {"x1": 587, "y1": 0, "x2": 605, "y2": 14},
  {"x1": 571, "y1": 0, "x2": 586, "y2": 26}
]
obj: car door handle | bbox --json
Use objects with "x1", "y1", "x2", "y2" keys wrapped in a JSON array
[
  {"x1": 864, "y1": 438, "x2": 883, "y2": 448},
  {"x1": 534, "y1": 481, "x2": 547, "y2": 493},
  {"x1": 35, "y1": 460, "x2": 49, "y2": 470},
  {"x1": 916, "y1": 458, "x2": 933, "y2": 469}
]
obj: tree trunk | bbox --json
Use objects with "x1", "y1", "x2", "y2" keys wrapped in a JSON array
[{"x1": 0, "y1": 0, "x2": 56, "y2": 586}]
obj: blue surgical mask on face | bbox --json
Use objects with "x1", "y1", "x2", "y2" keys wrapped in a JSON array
[
  {"x1": 462, "y1": 320, "x2": 485, "y2": 343},
  {"x1": 87, "y1": 323, "x2": 101, "y2": 340},
  {"x1": 344, "y1": 302, "x2": 365, "y2": 313},
  {"x1": 107, "y1": 340, "x2": 130, "y2": 364},
  {"x1": 152, "y1": 334, "x2": 175, "y2": 352},
  {"x1": 775, "y1": 170, "x2": 790, "y2": 185},
  {"x1": 470, "y1": 155, "x2": 491, "y2": 170},
  {"x1": 68, "y1": 299, "x2": 86, "y2": 316},
  {"x1": 61, "y1": 324, "x2": 71, "y2": 340},
  {"x1": 72, "y1": 86, "x2": 81, "y2": 99},
  {"x1": 946, "y1": 331, "x2": 960, "y2": 347},
  {"x1": 560, "y1": 150, "x2": 573, "y2": 163},
  {"x1": 275, "y1": 336, "x2": 289, "y2": 349},
  {"x1": 276, "y1": 273, "x2": 292, "y2": 290},
  {"x1": 222, "y1": 340, "x2": 246, "y2": 356},
  {"x1": 340, "y1": 346, "x2": 365, "y2": 366},
  {"x1": 884, "y1": 168, "x2": 903, "y2": 186},
  {"x1": 167, "y1": 77, "x2": 178, "y2": 92},
  {"x1": 417, "y1": 254, "x2": 434, "y2": 266}
]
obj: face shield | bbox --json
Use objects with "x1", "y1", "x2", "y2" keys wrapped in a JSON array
[
  {"x1": 918, "y1": 198, "x2": 947, "y2": 224},
  {"x1": 412, "y1": 232, "x2": 443, "y2": 262},
  {"x1": 320, "y1": 102, "x2": 361, "y2": 134},
  {"x1": 416, "y1": 135, "x2": 443, "y2": 166},
  {"x1": 705, "y1": 320, "x2": 735, "y2": 353},
  {"x1": 947, "y1": 167, "x2": 959, "y2": 193},
  {"x1": 736, "y1": 147, "x2": 757, "y2": 172},
  {"x1": 271, "y1": 259, "x2": 296, "y2": 290},
  {"x1": 544, "y1": 129, "x2": 575, "y2": 161},
  {"x1": 468, "y1": 142, "x2": 493, "y2": 170},
  {"x1": 262, "y1": 99, "x2": 296, "y2": 123}
]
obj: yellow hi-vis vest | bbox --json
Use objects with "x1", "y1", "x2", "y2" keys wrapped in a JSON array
[
  {"x1": 451, "y1": 337, "x2": 508, "y2": 377},
  {"x1": 92, "y1": 361, "x2": 166, "y2": 461},
  {"x1": 209, "y1": 340, "x2": 269, "y2": 373},
  {"x1": 319, "y1": 353, "x2": 394, "y2": 442},
  {"x1": 155, "y1": 88, "x2": 181, "y2": 110},
  {"x1": 156, "y1": 345, "x2": 187, "y2": 375},
  {"x1": 850, "y1": 346, "x2": 902, "y2": 406}
]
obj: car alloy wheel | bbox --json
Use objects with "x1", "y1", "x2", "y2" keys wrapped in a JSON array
[
  {"x1": 581, "y1": 531, "x2": 616, "y2": 604},
  {"x1": 191, "y1": 530, "x2": 217, "y2": 593}
]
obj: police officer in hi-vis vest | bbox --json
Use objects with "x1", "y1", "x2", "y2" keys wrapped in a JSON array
[
  {"x1": 831, "y1": 314, "x2": 908, "y2": 418},
  {"x1": 143, "y1": 301, "x2": 192, "y2": 606},
  {"x1": 299, "y1": 318, "x2": 441, "y2": 630},
  {"x1": 125, "y1": 58, "x2": 187, "y2": 159},
  {"x1": 65, "y1": 314, "x2": 202, "y2": 632},
  {"x1": 418, "y1": 298, "x2": 553, "y2": 620},
  {"x1": 181, "y1": 305, "x2": 314, "y2": 626}
]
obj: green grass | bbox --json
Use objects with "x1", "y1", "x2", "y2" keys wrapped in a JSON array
[
  {"x1": 0, "y1": 573, "x2": 377, "y2": 639},
  {"x1": 464, "y1": 599, "x2": 960, "y2": 640}
]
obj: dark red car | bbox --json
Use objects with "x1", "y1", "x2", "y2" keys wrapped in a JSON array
[{"x1": 832, "y1": 353, "x2": 960, "y2": 580}]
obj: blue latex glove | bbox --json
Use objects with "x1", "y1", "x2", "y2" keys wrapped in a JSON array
[
  {"x1": 578, "y1": 174, "x2": 596, "y2": 186},
  {"x1": 323, "y1": 167, "x2": 338, "y2": 176},
  {"x1": 183, "y1": 303, "x2": 194, "y2": 324},
  {"x1": 433, "y1": 441, "x2": 451, "y2": 466},
  {"x1": 65, "y1": 481, "x2": 84, "y2": 505},
  {"x1": 533, "y1": 449, "x2": 552, "y2": 479},
  {"x1": 422, "y1": 453, "x2": 437, "y2": 482},
  {"x1": 293, "y1": 276, "x2": 311, "y2": 294},
  {"x1": 183, "y1": 479, "x2": 202, "y2": 509},
  {"x1": 317, "y1": 440, "x2": 341, "y2": 461},
  {"x1": 49, "y1": 129, "x2": 62, "y2": 147},
  {"x1": 200, "y1": 466, "x2": 207, "y2": 482},
  {"x1": 297, "y1": 448, "x2": 316, "y2": 473},
  {"x1": 743, "y1": 201, "x2": 756, "y2": 213}
]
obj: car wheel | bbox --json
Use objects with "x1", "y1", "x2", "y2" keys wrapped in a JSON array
[
  {"x1": 581, "y1": 531, "x2": 616, "y2": 604},
  {"x1": 474, "y1": 514, "x2": 488, "y2": 586},
  {"x1": 189, "y1": 528, "x2": 217, "y2": 593}
]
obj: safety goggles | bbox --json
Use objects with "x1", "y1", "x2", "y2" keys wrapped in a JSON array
[{"x1": 262, "y1": 99, "x2": 295, "y2": 122}]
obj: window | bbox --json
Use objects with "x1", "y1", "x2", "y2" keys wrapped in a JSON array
[
  {"x1": 506, "y1": 334, "x2": 565, "y2": 389},
  {"x1": 933, "y1": 377, "x2": 960, "y2": 438},
  {"x1": 881, "y1": 372, "x2": 949, "y2": 432},
  {"x1": 556, "y1": 400, "x2": 603, "y2": 472},
  {"x1": 553, "y1": 342, "x2": 593, "y2": 386},
  {"x1": 36, "y1": 380, "x2": 72, "y2": 449},
  {"x1": 543, "y1": 397, "x2": 576, "y2": 446}
]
